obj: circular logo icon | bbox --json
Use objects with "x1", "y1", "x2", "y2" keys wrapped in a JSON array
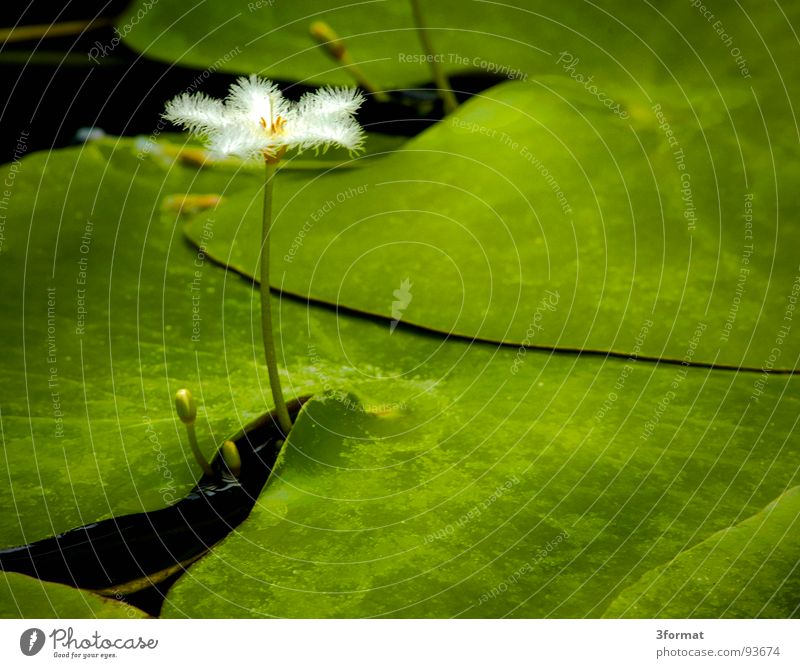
[{"x1": 20, "y1": 628, "x2": 45, "y2": 656}]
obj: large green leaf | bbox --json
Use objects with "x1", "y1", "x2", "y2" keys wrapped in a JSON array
[
  {"x1": 0, "y1": 573, "x2": 148, "y2": 618},
  {"x1": 160, "y1": 336, "x2": 800, "y2": 617},
  {"x1": 0, "y1": 132, "x2": 397, "y2": 552},
  {"x1": 184, "y1": 78, "x2": 800, "y2": 369},
  {"x1": 118, "y1": 0, "x2": 800, "y2": 93},
  {"x1": 603, "y1": 486, "x2": 800, "y2": 618},
  {"x1": 2, "y1": 139, "x2": 798, "y2": 619},
  {"x1": 0, "y1": 139, "x2": 263, "y2": 546}
]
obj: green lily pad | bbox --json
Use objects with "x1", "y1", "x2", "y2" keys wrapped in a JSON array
[
  {"x1": 604, "y1": 486, "x2": 800, "y2": 618},
  {"x1": 185, "y1": 78, "x2": 800, "y2": 369},
  {"x1": 0, "y1": 138, "x2": 262, "y2": 547},
  {"x1": 1, "y1": 573, "x2": 148, "y2": 618},
  {"x1": 0, "y1": 131, "x2": 396, "y2": 554},
  {"x1": 118, "y1": 0, "x2": 799, "y2": 91},
  {"x1": 162, "y1": 352, "x2": 800, "y2": 617},
  {"x1": 2, "y1": 138, "x2": 798, "y2": 619}
]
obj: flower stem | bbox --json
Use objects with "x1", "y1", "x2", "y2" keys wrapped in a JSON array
[
  {"x1": 409, "y1": 0, "x2": 458, "y2": 114},
  {"x1": 260, "y1": 159, "x2": 293, "y2": 435},
  {"x1": 175, "y1": 388, "x2": 214, "y2": 476},
  {"x1": 309, "y1": 21, "x2": 391, "y2": 103},
  {"x1": 186, "y1": 422, "x2": 214, "y2": 477}
]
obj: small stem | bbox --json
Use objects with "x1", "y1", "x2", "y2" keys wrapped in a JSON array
[
  {"x1": 345, "y1": 63, "x2": 392, "y2": 103},
  {"x1": 409, "y1": 0, "x2": 458, "y2": 114},
  {"x1": 0, "y1": 18, "x2": 112, "y2": 44},
  {"x1": 260, "y1": 159, "x2": 293, "y2": 435},
  {"x1": 186, "y1": 422, "x2": 214, "y2": 477},
  {"x1": 175, "y1": 388, "x2": 213, "y2": 476},
  {"x1": 310, "y1": 21, "x2": 391, "y2": 103}
]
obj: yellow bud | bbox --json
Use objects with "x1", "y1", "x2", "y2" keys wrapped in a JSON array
[
  {"x1": 221, "y1": 440, "x2": 242, "y2": 477},
  {"x1": 309, "y1": 21, "x2": 347, "y2": 60},
  {"x1": 175, "y1": 388, "x2": 197, "y2": 425}
]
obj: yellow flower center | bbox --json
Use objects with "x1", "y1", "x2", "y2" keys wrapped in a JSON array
[
  {"x1": 260, "y1": 115, "x2": 288, "y2": 163},
  {"x1": 260, "y1": 115, "x2": 286, "y2": 135}
]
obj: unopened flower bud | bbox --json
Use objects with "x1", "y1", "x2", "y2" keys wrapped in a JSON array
[
  {"x1": 221, "y1": 440, "x2": 242, "y2": 477},
  {"x1": 175, "y1": 388, "x2": 197, "y2": 424}
]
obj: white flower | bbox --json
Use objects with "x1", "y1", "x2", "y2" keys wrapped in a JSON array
[{"x1": 163, "y1": 75, "x2": 365, "y2": 162}]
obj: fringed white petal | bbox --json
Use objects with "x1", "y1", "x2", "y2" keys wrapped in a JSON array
[
  {"x1": 297, "y1": 87, "x2": 365, "y2": 119},
  {"x1": 163, "y1": 75, "x2": 365, "y2": 160},
  {"x1": 206, "y1": 123, "x2": 268, "y2": 162},
  {"x1": 162, "y1": 93, "x2": 227, "y2": 135},
  {"x1": 287, "y1": 87, "x2": 365, "y2": 153},
  {"x1": 225, "y1": 75, "x2": 292, "y2": 126},
  {"x1": 285, "y1": 115, "x2": 365, "y2": 153}
]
